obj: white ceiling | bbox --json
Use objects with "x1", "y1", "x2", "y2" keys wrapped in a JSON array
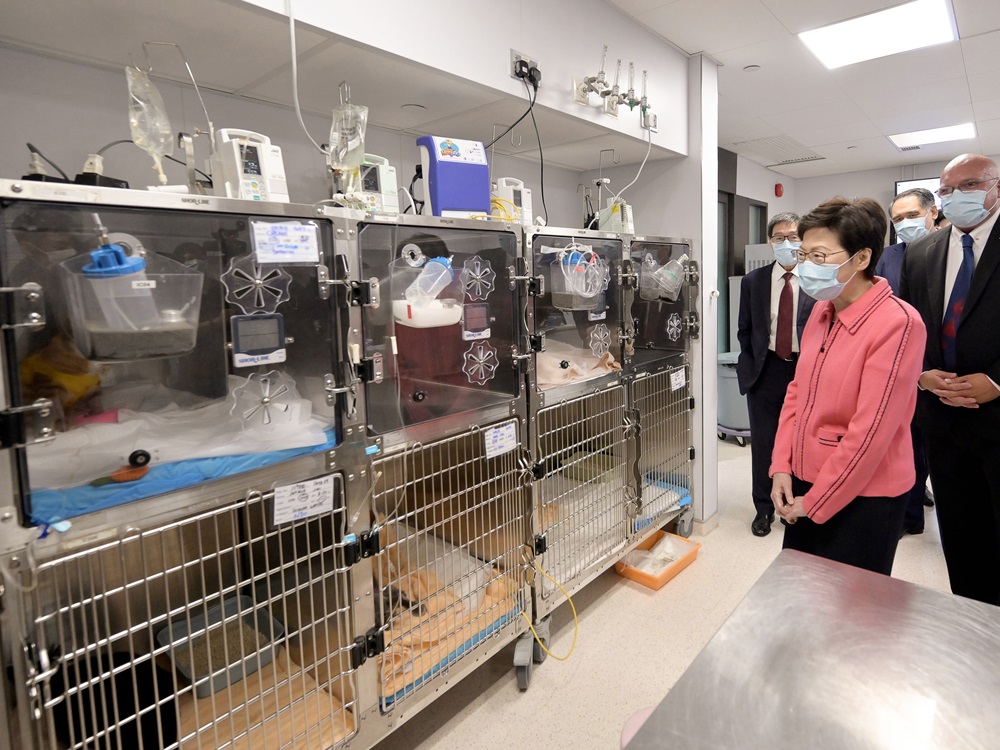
[{"x1": 611, "y1": 0, "x2": 1000, "y2": 177}]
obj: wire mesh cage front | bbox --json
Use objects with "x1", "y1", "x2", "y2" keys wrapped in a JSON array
[
  {"x1": 534, "y1": 386, "x2": 629, "y2": 602},
  {"x1": 632, "y1": 358, "x2": 694, "y2": 532},
  {"x1": 370, "y1": 421, "x2": 528, "y2": 711},
  {"x1": 10, "y1": 478, "x2": 358, "y2": 750}
]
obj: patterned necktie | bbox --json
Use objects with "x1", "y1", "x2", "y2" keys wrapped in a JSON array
[
  {"x1": 775, "y1": 272, "x2": 793, "y2": 360},
  {"x1": 941, "y1": 233, "x2": 975, "y2": 371}
]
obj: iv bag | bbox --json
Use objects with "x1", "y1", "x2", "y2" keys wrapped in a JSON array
[
  {"x1": 126, "y1": 66, "x2": 173, "y2": 184},
  {"x1": 328, "y1": 102, "x2": 368, "y2": 171}
]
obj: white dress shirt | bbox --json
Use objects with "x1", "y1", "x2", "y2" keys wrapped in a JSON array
[
  {"x1": 768, "y1": 261, "x2": 801, "y2": 354},
  {"x1": 942, "y1": 207, "x2": 1000, "y2": 317}
]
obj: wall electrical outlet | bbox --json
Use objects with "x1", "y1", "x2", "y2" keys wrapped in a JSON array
[{"x1": 510, "y1": 49, "x2": 538, "y2": 81}]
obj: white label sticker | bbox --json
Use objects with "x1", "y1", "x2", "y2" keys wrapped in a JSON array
[
  {"x1": 132, "y1": 279, "x2": 156, "y2": 289},
  {"x1": 233, "y1": 348, "x2": 287, "y2": 368},
  {"x1": 272, "y1": 475, "x2": 334, "y2": 525},
  {"x1": 251, "y1": 221, "x2": 320, "y2": 264},
  {"x1": 432, "y1": 137, "x2": 488, "y2": 165},
  {"x1": 670, "y1": 368, "x2": 686, "y2": 392},
  {"x1": 484, "y1": 420, "x2": 518, "y2": 458}
]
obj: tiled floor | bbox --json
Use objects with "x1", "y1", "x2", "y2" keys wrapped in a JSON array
[{"x1": 372, "y1": 440, "x2": 950, "y2": 749}]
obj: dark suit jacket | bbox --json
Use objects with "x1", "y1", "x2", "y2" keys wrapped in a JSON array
[
  {"x1": 900, "y1": 220, "x2": 1000, "y2": 440},
  {"x1": 736, "y1": 262, "x2": 815, "y2": 395}
]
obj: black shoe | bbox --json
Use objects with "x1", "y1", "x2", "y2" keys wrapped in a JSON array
[
  {"x1": 751, "y1": 512, "x2": 774, "y2": 537},
  {"x1": 899, "y1": 526, "x2": 924, "y2": 539}
]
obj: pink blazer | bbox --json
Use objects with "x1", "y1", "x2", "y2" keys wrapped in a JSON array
[{"x1": 770, "y1": 278, "x2": 927, "y2": 523}]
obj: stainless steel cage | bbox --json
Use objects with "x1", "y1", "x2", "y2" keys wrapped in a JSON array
[
  {"x1": 6, "y1": 476, "x2": 358, "y2": 750},
  {"x1": 369, "y1": 420, "x2": 530, "y2": 712},
  {"x1": 531, "y1": 385, "x2": 630, "y2": 619}
]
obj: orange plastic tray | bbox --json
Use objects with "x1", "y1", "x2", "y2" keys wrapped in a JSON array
[{"x1": 615, "y1": 530, "x2": 701, "y2": 590}]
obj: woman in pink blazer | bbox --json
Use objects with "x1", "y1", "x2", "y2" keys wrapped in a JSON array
[{"x1": 770, "y1": 197, "x2": 926, "y2": 574}]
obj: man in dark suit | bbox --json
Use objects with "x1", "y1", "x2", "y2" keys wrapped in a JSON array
[
  {"x1": 737, "y1": 212, "x2": 816, "y2": 536},
  {"x1": 900, "y1": 153, "x2": 1000, "y2": 605},
  {"x1": 877, "y1": 187, "x2": 938, "y2": 536}
]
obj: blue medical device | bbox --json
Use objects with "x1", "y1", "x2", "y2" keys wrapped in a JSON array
[{"x1": 416, "y1": 136, "x2": 491, "y2": 218}]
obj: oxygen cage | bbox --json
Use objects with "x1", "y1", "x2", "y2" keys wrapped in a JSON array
[{"x1": 0, "y1": 185, "x2": 702, "y2": 749}]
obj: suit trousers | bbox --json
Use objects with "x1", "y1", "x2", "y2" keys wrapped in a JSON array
[
  {"x1": 903, "y1": 423, "x2": 929, "y2": 531},
  {"x1": 782, "y1": 476, "x2": 907, "y2": 575},
  {"x1": 746, "y1": 352, "x2": 797, "y2": 516},
  {"x1": 924, "y1": 430, "x2": 1000, "y2": 605}
]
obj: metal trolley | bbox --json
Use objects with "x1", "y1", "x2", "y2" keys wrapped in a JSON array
[
  {"x1": 347, "y1": 215, "x2": 533, "y2": 726},
  {"x1": 0, "y1": 182, "x2": 366, "y2": 750},
  {"x1": 519, "y1": 226, "x2": 630, "y2": 640},
  {"x1": 624, "y1": 235, "x2": 698, "y2": 538}
]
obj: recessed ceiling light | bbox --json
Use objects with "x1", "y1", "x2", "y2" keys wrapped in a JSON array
[
  {"x1": 743, "y1": 64, "x2": 761, "y2": 72},
  {"x1": 799, "y1": 0, "x2": 957, "y2": 70},
  {"x1": 888, "y1": 123, "x2": 976, "y2": 149},
  {"x1": 400, "y1": 103, "x2": 427, "y2": 111}
]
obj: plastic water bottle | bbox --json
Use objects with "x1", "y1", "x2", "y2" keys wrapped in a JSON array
[{"x1": 405, "y1": 257, "x2": 453, "y2": 306}]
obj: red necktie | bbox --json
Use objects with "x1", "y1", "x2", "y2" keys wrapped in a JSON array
[{"x1": 775, "y1": 272, "x2": 793, "y2": 360}]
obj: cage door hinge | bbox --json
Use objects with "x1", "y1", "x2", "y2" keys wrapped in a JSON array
[
  {"x1": 533, "y1": 534, "x2": 548, "y2": 555},
  {"x1": 0, "y1": 400, "x2": 56, "y2": 449},
  {"x1": 343, "y1": 529, "x2": 381, "y2": 567},
  {"x1": 508, "y1": 259, "x2": 544, "y2": 296},
  {"x1": 317, "y1": 259, "x2": 381, "y2": 308},
  {"x1": 618, "y1": 259, "x2": 639, "y2": 290},
  {"x1": 684, "y1": 259, "x2": 700, "y2": 285},
  {"x1": 323, "y1": 370, "x2": 358, "y2": 418},
  {"x1": 689, "y1": 446, "x2": 696, "y2": 461},
  {"x1": 684, "y1": 311, "x2": 700, "y2": 340},
  {"x1": 528, "y1": 333, "x2": 545, "y2": 353},
  {"x1": 350, "y1": 626, "x2": 386, "y2": 669},
  {"x1": 357, "y1": 354, "x2": 384, "y2": 384},
  {"x1": 689, "y1": 397, "x2": 696, "y2": 411},
  {"x1": 0, "y1": 284, "x2": 45, "y2": 329}
]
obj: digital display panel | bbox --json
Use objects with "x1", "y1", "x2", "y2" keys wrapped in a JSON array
[
  {"x1": 463, "y1": 303, "x2": 490, "y2": 333},
  {"x1": 240, "y1": 144, "x2": 262, "y2": 176},
  {"x1": 361, "y1": 165, "x2": 380, "y2": 193},
  {"x1": 233, "y1": 314, "x2": 283, "y2": 353},
  {"x1": 511, "y1": 189, "x2": 522, "y2": 208}
]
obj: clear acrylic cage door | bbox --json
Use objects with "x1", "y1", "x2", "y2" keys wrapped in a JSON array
[
  {"x1": 529, "y1": 233, "x2": 623, "y2": 390},
  {"x1": 0, "y1": 200, "x2": 341, "y2": 525},
  {"x1": 358, "y1": 222, "x2": 520, "y2": 435},
  {"x1": 629, "y1": 240, "x2": 694, "y2": 369}
]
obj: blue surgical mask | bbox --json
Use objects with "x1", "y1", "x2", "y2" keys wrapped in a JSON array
[
  {"x1": 941, "y1": 189, "x2": 993, "y2": 228},
  {"x1": 772, "y1": 240, "x2": 800, "y2": 267},
  {"x1": 798, "y1": 256, "x2": 857, "y2": 301},
  {"x1": 893, "y1": 216, "x2": 929, "y2": 245}
]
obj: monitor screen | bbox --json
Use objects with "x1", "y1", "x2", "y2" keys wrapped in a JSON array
[{"x1": 894, "y1": 178, "x2": 941, "y2": 208}]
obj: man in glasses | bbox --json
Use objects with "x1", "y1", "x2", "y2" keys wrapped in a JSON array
[
  {"x1": 737, "y1": 212, "x2": 816, "y2": 536},
  {"x1": 900, "y1": 153, "x2": 1000, "y2": 605},
  {"x1": 878, "y1": 188, "x2": 939, "y2": 537}
]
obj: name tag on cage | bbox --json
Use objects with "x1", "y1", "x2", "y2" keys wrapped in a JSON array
[
  {"x1": 670, "y1": 368, "x2": 686, "y2": 391},
  {"x1": 272, "y1": 475, "x2": 334, "y2": 525},
  {"x1": 484, "y1": 420, "x2": 518, "y2": 458}
]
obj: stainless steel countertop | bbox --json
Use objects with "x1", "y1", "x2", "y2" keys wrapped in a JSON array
[{"x1": 627, "y1": 550, "x2": 1000, "y2": 750}]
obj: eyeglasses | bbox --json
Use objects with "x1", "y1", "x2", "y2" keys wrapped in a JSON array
[
  {"x1": 770, "y1": 234, "x2": 800, "y2": 243},
  {"x1": 795, "y1": 248, "x2": 848, "y2": 264},
  {"x1": 936, "y1": 177, "x2": 999, "y2": 198}
]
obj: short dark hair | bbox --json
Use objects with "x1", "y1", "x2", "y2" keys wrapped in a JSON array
[
  {"x1": 890, "y1": 187, "x2": 935, "y2": 213},
  {"x1": 797, "y1": 197, "x2": 885, "y2": 280},
  {"x1": 767, "y1": 212, "x2": 801, "y2": 240}
]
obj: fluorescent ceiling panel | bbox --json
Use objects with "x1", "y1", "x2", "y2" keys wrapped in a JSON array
[
  {"x1": 888, "y1": 122, "x2": 976, "y2": 148},
  {"x1": 799, "y1": 0, "x2": 957, "y2": 69}
]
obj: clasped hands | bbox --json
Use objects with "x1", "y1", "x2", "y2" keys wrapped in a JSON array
[
  {"x1": 771, "y1": 473, "x2": 805, "y2": 524},
  {"x1": 919, "y1": 370, "x2": 1000, "y2": 408}
]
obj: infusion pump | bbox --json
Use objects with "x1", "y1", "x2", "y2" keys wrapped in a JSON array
[
  {"x1": 494, "y1": 177, "x2": 533, "y2": 226},
  {"x1": 211, "y1": 129, "x2": 290, "y2": 203},
  {"x1": 358, "y1": 154, "x2": 399, "y2": 214}
]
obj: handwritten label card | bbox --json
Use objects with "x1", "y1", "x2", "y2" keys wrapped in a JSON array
[
  {"x1": 484, "y1": 420, "x2": 518, "y2": 458},
  {"x1": 251, "y1": 220, "x2": 320, "y2": 264},
  {"x1": 272, "y1": 475, "x2": 334, "y2": 525}
]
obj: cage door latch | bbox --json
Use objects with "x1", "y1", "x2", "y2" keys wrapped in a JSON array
[
  {"x1": 0, "y1": 284, "x2": 45, "y2": 329},
  {"x1": 0, "y1": 399, "x2": 56, "y2": 449},
  {"x1": 351, "y1": 627, "x2": 386, "y2": 669}
]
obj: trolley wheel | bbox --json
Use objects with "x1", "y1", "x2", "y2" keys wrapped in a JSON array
[
  {"x1": 516, "y1": 662, "x2": 532, "y2": 691},
  {"x1": 736, "y1": 436, "x2": 747, "y2": 447},
  {"x1": 718, "y1": 431, "x2": 726, "y2": 441},
  {"x1": 128, "y1": 449, "x2": 152, "y2": 467}
]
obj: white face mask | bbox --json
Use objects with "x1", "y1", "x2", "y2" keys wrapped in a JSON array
[
  {"x1": 798, "y1": 256, "x2": 857, "y2": 301},
  {"x1": 893, "y1": 215, "x2": 930, "y2": 245},
  {"x1": 772, "y1": 240, "x2": 800, "y2": 267}
]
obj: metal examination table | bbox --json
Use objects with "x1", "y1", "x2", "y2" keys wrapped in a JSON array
[{"x1": 627, "y1": 549, "x2": 1000, "y2": 749}]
